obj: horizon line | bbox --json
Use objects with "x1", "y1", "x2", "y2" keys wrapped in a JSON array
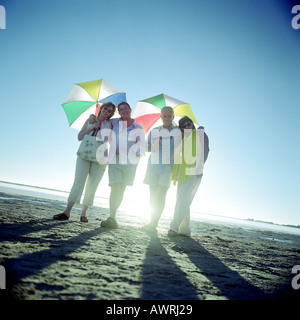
[{"x1": 0, "y1": 179, "x2": 299, "y2": 229}]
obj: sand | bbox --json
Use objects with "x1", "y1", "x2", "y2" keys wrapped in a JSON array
[{"x1": 0, "y1": 191, "x2": 299, "y2": 301}]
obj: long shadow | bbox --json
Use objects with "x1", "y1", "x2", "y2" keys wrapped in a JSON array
[
  {"x1": 3, "y1": 226, "x2": 108, "y2": 298},
  {"x1": 140, "y1": 233, "x2": 200, "y2": 300},
  {"x1": 170, "y1": 236, "x2": 270, "y2": 300},
  {"x1": 0, "y1": 220, "x2": 66, "y2": 242}
]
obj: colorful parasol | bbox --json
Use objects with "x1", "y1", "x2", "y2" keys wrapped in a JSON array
[
  {"x1": 133, "y1": 93, "x2": 198, "y2": 133},
  {"x1": 62, "y1": 79, "x2": 126, "y2": 130}
]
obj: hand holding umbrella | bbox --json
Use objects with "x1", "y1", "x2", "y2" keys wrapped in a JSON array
[{"x1": 62, "y1": 78, "x2": 126, "y2": 130}]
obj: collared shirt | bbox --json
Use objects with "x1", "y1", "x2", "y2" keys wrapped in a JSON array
[
  {"x1": 146, "y1": 125, "x2": 182, "y2": 175},
  {"x1": 108, "y1": 118, "x2": 145, "y2": 165}
]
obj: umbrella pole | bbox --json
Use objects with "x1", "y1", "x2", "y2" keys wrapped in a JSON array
[{"x1": 95, "y1": 102, "x2": 101, "y2": 117}]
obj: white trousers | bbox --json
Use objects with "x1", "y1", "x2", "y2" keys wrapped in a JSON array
[
  {"x1": 68, "y1": 157, "x2": 106, "y2": 207},
  {"x1": 170, "y1": 174, "x2": 202, "y2": 236}
]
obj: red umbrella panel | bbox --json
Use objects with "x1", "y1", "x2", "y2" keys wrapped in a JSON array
[{"x1": 133, "y1": 93, "x2": 198, "y2": 133}]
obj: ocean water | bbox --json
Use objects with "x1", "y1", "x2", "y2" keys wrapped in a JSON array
[
  {"x1": 0, "y1": 181, "x2": 109, "y2": 208},
  {"x1": 1, "y1": 181, "x2": 300, "y2": 237},
  {"x1": 192, "y1": 212, "x2": 300, "y2": 236}
]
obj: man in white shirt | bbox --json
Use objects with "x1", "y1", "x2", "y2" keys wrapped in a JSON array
[
  {"x1": 141, "y1": 107, "x2": 181, "y2": 233},
  {"x1": 101, "y1": 102, "x2": 145, "y2": 228}
]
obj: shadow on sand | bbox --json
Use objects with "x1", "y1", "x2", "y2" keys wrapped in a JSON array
[
  {"x1": 141, "y1": 233, "x2": 270, "y2": 300},
  {"x1": 140, "y1": 233, "x2": 200, "y2": 299},
  {"x1": 172, "y1": 236, "x2": 269, "y2": 299},
  {"x1": 1, "y1": 223, "x2": 108, "y2": 299}
]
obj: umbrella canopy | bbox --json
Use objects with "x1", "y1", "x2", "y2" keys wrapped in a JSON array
[
  {"x1": 133, "y1": 93, "x2": 198, "y2": 133},
  {"x1": 62, "y1": 79, "x2": 126, "y2": 130}
]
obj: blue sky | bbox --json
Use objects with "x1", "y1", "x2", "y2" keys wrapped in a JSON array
[{"x1": 0, "y1": 0, "x2": 299, "y2": 226}]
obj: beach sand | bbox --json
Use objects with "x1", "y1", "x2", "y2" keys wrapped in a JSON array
[{"x1": 0, "y1": 191, "x2": 299, "y2": 301}]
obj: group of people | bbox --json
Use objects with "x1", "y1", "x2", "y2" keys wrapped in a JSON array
[{"x1": 53, "y1": 101, "x2": 209, "y2": 237}]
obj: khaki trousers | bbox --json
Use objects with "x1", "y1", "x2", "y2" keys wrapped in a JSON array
[{"x1": 68, "y1": 157, "x2": 106, "y2": 207}]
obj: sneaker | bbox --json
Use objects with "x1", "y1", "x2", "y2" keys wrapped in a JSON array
[
  {"x1": 101, "y1": 217, "x2": 118, "y2": 229},
  {"x1": 168, "y1": 229, "x2": 178, "y2": 237}
]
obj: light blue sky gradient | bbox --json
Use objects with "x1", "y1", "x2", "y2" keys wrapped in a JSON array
[{"x1": 0, "y1": 0, "x2": 299, "y2": 225}]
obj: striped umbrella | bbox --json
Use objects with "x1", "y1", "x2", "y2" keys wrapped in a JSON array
[
  {"x1": 62, "y1": 79, "x2": 126, "y2": 130},
  {"x1": 133, "y1": 93, "x2": 198, "y2": 133}
]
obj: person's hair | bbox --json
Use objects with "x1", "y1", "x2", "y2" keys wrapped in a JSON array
[
  {"x1": 161, "y1": 106, "x2": 174, "y2": 115},
  {"x1": 178, "y1": 116, "x2": 195, "y2": 130},
  {"x1": 117, "y1": 101, "x2": 131, "y2": 111},
  {"x1": 100, "y1": 102, "x2": 116, "y2": 119}
]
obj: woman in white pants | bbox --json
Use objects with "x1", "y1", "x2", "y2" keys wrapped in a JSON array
[
  {"x1": 53, "y1": 102, "x2": 116, "y2": 222},
  {"x1": 169, "y1": 116, "x2": 209, "y2": 236},
  {"x1": 170, "y1": 175, "x2": 203, "y2": 236}
]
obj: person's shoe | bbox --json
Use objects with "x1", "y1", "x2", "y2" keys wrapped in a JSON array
[
  {"x1": 141, "y1": 224, "x2": 157, "y2": 233},
  {"x1": 80, "y1": 216, "x2": 88, "y2": 223},
  {"x1": 53, "y1": 213, "x2": 69, "y2": 220},
  {"x1": 101, "y1": 217, "x2": 118, "y2": 229},
  {"x1": 168, "y1": 229, "x2": 178, "y2": 237},
  {"x1": 178, "y1": 233, "x2": 191, "y2": 238}
]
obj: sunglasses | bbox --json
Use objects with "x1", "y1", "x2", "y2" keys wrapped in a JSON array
[
  {"x1": 102, "y1": 107, "x2": 114, "y2": 114},
  {"x1": 181, "y1": 122, "x2": 193, "y2": 129}
]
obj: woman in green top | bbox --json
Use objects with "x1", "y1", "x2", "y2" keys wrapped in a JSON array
[{"x1": 168, "y1": 116, "x2": 209, "y2": 237}]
